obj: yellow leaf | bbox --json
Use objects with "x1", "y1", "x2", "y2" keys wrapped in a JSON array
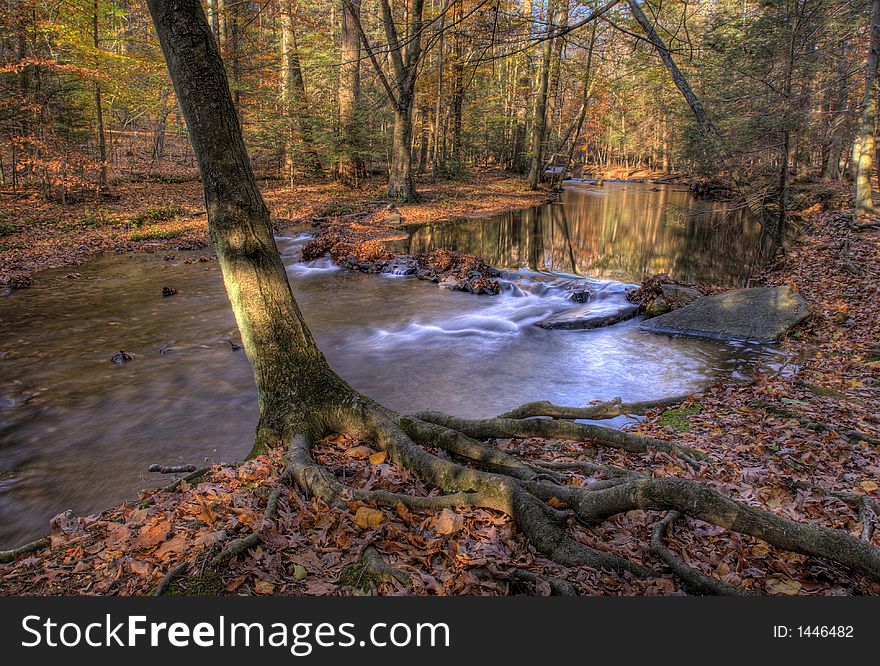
[
  {"x1": 860, "y1": 480, "x2": 879, "y2": 492},
  {"x1": 766, "y1": 576, "x2": 802, "y2": 595},
  {"x1": 369, "y1": 451, "x2": 388, "y2": 465},
  {"x1": 751, "y1": 543, "x2": 770, "y2": 558},
  {"x1": 353, "y1": 506, "x2": 384, "y2": 529},
  {"x1": 254, "y1": 579, "x2": 275, "y2": 595}
]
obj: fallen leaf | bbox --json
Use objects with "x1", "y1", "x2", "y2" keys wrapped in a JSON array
[
  {"x1": 860, "y1": 480, "x2": 878, "y2": 493},
  {"x1": 254, "y1": 579, "x2": 275, "y2": 595},
  {"x1": 344, "y1": 446, "x2": 374, "y2": 460},
  {"x1": 430, "y1": 508, "x2": 463, "y2": 535},
  {"x1": 766, "y1": 576, "x2": 802, "y2": 595},
  {"x1": 152, "y1": 535, "x2": 188, "y2": 561},
  {"x1": 353, "y1": 506, "x2": 384, "y2": 529},
  {"x1": 293, "y1": 564, "x2": 308, "y2": 580},
  {"x1": 369, "y1": 451, "x2": 388, "y2": 465}
]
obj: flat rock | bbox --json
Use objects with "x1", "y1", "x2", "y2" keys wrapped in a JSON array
[
  {"x1": 660, "y1": 283, "x2": 702, "y2": 304},
  {"x1": 537, "y1": 302, "x2": 639, "y2": 330},
  {"x1": 639, "y1": 286, "x2": 810, "y2": 343}
]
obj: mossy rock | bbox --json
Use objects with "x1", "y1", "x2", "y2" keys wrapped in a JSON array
[{"x1": 659, "y1": 404, "x2": 702, "y2": 431}]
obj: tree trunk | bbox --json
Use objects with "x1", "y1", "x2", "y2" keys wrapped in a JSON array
[
  {"x1": 528, "y1": 0, "x2": 555, "y2": 189},
  {"x1": 627, "y1": 0, "x2": 716, "y2": 138},
  {"x1": 146, "y1": 0, "x2": 348, "y2": 454},
  {"x1": 336, "y1": 0, "x2": 363, "y2": 186},
  {"x1": 280, "y1": 2, "x2": 323, "y2": 180},
  {"x1": 388, "y1": 104, "x2": 417, "y2": 200},
  {"x1": 856, "y1": 0, "x2": 880, "y2": 213},
  {"x1": 93, "y1": 0, "x2": 108, "y2": 190}
]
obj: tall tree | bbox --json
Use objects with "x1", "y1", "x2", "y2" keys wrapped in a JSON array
[
  {"x1": 346, "y1": 0, "x2": 426, "y2": 201},
  {"x1": 336, "y1": 0, "x2": 363, "y2": 186},
  {"x1": 528, "y1": 0, "x2": 557, "y2": 189},
  {"x1": 855, "y1": 0, "x2": 880, "y2": 213}
]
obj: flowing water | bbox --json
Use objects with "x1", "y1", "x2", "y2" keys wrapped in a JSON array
[{"x1": 0, "y1": 182, "x2": 778, "y2": 546}]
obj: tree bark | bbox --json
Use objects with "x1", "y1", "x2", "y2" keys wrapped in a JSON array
[
  {"x1": 280, "y1": 2, "x2": 323, "y2": 181},
  {"x1": 627, "y1": 0, "x2": 716, "y2": 138},
  {"x1": 856, "y1": 0, "x2": 880, "y2": 213},
  {"x1": 528, "y1": 0, "x2": 556, "y2": 189},
  {"x1": 336, "y1": 0, "x2": 363, "y2": 186},
  {"x1": 93, "y1": 0, "x2": 108, "y2": 189}
]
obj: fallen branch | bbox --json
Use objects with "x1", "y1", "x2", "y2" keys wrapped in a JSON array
[
  {"x1": 0, "y1": 538, "x2": 49, "y2": 564},
  {"x1": 149, "y1": 464, "x2": 198, "y2": 474}
]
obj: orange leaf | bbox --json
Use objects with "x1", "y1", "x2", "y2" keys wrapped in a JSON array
[
  {"x1": 353, "y1": 506, "x2": 384, "y2": 529},
  {"x1": 369, "y1": 451, "x2": 388, "y2": 465}
]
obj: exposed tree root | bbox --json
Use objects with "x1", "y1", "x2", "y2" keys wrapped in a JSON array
[
  {"x1": 150, "y1": 398, "x2": 880, "y2": 596},
  {"x1": 476, "y1": 564, "x2": 579, "y2": 596},
  {"x1": 412, "y1": 410, "x2": 709, "y2": 463},
  {"x1": 496, "y1": 394, "x2": 692, "y2": 421},
  {"x1": 0, "y1": 538, "x2": 48, "y2": 564},
  {"x1": 650, "y1": 511, "x2": 759, "y2": 596}
]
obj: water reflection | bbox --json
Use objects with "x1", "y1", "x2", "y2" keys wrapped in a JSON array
[{"x1": 403, "y1": 182, "x2": 773, "y2": 285}]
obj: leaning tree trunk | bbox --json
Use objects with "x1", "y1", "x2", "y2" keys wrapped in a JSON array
[
  {"x1": 145, "y1": 0, "x2": 880, "y2": 598},
  {"x1": 856, "y1": 0, "x2": 880, "y2": 213},
  {"x1": 147, "y1": 0, "x2": 347, "y2": 454}
]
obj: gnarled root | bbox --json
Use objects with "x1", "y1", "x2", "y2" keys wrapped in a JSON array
[
  {"x1": 151, "y1": 396, "x2": 880, "y2": 596},
  {"x1": 412, "y1": 410, "x2": 708, "y2": 463}
]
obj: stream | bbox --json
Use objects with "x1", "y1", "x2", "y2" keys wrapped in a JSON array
[{"x1": 0, "y1": 182, "x2": 779, "y2": 546}]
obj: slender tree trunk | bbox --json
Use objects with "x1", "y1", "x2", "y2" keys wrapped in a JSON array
[
  {"x1": 93, "y1": 0, "x2": 108, "y2": 189},
  {"x1": 337, "y1": 0, "x2": 363, "y2": 186},
  {"x1": 389, "y1": 103, "x2": 417, "y2": 200},
  {"x1": 280, "y1": 2, "x2": 322, "y2": 180},
  {"x1": 856, "y1": 0, "x2": 880, "y2": 213},
  {"x1": 528, "y1": 0, "x2": 556, "y2": 189},
  {"x1": 627, "y1": 0, "x2": 716, "y2": 138}
]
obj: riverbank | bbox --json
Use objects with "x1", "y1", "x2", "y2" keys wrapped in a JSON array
[
  {"x1": 1, "y1": 188, "x2": 878, "y2": 596},
  {"x1": 0, "y1": 172, "x2": 552, "y2": 288}
]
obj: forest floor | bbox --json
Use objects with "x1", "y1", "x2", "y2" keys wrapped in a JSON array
[
  {"x1": 1, "y1": 184, "x2": 879, "y2": 596},
  {"x1": 0, "y1": 171, "x2": 551, "y2": 288}
]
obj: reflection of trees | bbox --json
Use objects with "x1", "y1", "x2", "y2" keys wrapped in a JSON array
[{"x1": 405, "y1": 185, "x2": 773, "y2": 285}]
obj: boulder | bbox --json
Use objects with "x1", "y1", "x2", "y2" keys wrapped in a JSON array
[
  {"x1": 660, "y1": 283, "x2": 702, "y2": 304},
  {"x1": 639, "y1": 286, "x2": 810, "y2": 343},
  {"x1": 537, "y1": 303, "x2": 639, "y2": 330}
]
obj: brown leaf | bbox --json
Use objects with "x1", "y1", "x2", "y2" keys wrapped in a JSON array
[
  {"x1": 152, "y1": 535, "x2": 188, "y2": 561},
  {"x1": 344, "y1": 446, "x2": 374, "y2": 460},
  {"x1": 766, "y1": 576, "x2": 802, "y2": 595},
  {"x1": 130, "y1": 519, "x2": 171, "y2": 550},
  {"x1": 430, "y1": 508, "x2": 463, "y2": 535},
  {"x1": 254, "y1": 579, "x2": 275, "y2": 595}
]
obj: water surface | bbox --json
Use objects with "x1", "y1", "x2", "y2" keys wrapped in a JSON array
[{"x1": 0, "y1": 183, "x2": 777, "y2": 545}]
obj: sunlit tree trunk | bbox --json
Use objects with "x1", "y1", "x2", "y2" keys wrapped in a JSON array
[
  {"x1": 146, "y1": 0, "x2": 350, "y2": 455},
  {"x1": 856, "y1": 0, "x2": 880, "y2": 213},
  {"x1": 627, "y1": 0, "x2": 716, "y2": 138}
]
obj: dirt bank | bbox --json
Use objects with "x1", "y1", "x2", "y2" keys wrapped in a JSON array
[{"x1": 0, "y1": 172, "x2": 551, "y2": 288}]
